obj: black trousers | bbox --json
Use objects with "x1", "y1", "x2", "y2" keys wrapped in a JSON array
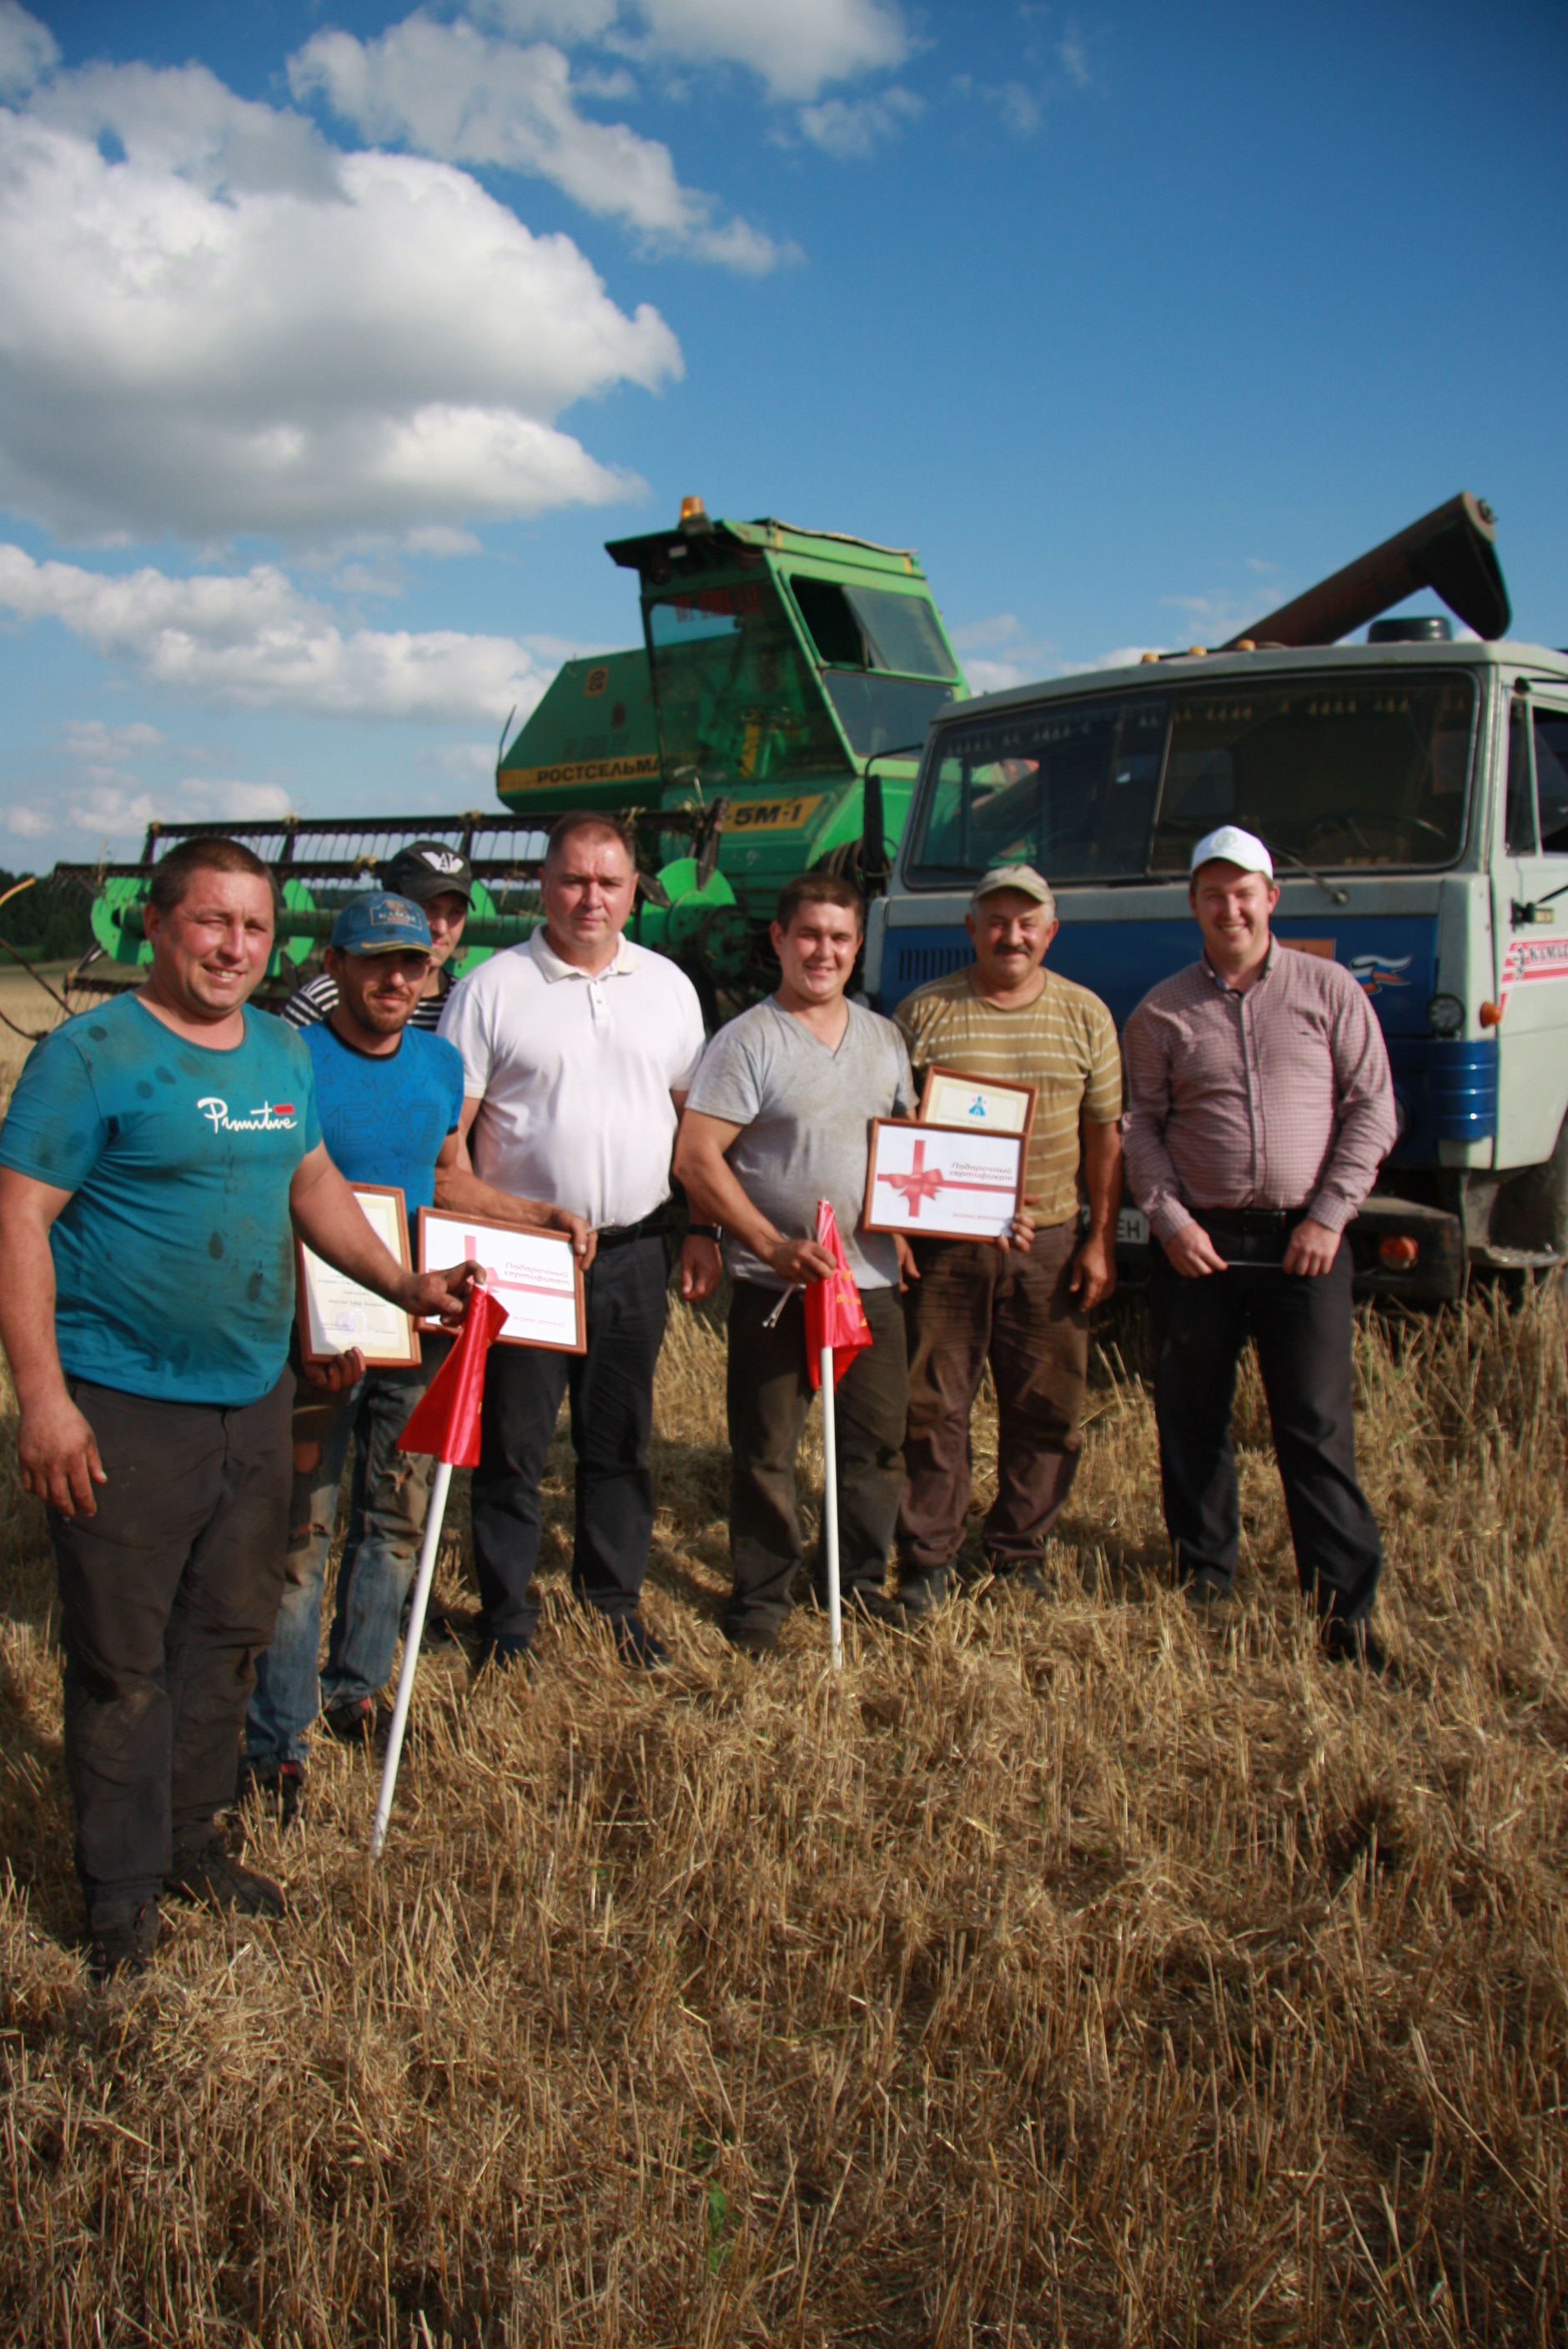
[
  {"x1": 1149, "y1": 1239, "x2": 1382, "y2": 1622},
  {"x1": 470, "y1": 1231, "x2": 668, "y2": 1645},
  {"x1": 725, "y1": 1279, "x2": 908, "y2": 1639},
  {"x1": 48, "y1": 1373, "x2": 294, "y2": 1924}
]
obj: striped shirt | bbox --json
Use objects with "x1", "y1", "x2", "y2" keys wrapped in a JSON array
[
  {"x1": 893, "y1": 965, "x2": 1122, "y2": 1228},
  {"x1": 281, "y1": 968, "x2": 454, "y2": 1034},
  {"x1": 1122, "y1": 943, "x2": 1395, "y2": 1243}
]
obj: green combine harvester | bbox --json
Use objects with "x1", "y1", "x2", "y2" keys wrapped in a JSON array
[{"x1": 53, "y1": 503, "x2": 967, "y2": 1022}]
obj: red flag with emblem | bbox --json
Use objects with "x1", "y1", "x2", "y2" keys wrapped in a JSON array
[
  {"x1": 396, "y1": 1284, "x2": 508, "y2": 1466},
  {"x1": 803, "y1": 1198, "x2": 872, "y2": 1391}
]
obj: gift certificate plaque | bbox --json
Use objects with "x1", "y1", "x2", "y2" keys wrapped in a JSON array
[
  {"x1": 296, "y1": 1185, "x2": 420, "y2": 1368},
  {"x1": 863, "y1": 1122, "x2": 1025, "y2": 1241},
  {"x1": 418, "y1": 1209, "x2": 585, "y2": 1354},
  {"x1": 917, "y1": 1066, "x2": 1036, "y2": 1137}
]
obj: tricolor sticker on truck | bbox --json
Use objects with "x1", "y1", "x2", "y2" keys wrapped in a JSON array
[
  {"x1": 726, "y1": 795, "x2": 826, "y2": 833},
  {"x1": 1497, "y1": 936, "x2": 1568, "y2": 1014},
  {"x1": 500, "y1": 755, "x2": 661, "y2": 793}
]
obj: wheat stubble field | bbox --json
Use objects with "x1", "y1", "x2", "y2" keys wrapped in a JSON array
[{"x1": 1, "y1": 988, "x2": 1565, "y2": 2346}]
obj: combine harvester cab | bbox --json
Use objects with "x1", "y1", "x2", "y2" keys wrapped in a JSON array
[
  {"x1": 868, "y1": 492, "x2": 1568, "y2": 1300},
  {"x1": 53, "y1": 502, "x2": 967, "y2": 1024},
  {"x1": 499, "y1": 501, "x2": 967, "y2": 1013}
]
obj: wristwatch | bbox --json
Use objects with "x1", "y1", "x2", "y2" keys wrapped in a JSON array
[{"x1": 688, "y1": 1223, "x2": 721, "y2": 1241}]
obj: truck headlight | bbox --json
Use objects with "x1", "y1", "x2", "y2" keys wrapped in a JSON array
[{"x1": 1426, "y1": 993, "x2": 1464, "y2": 1036}]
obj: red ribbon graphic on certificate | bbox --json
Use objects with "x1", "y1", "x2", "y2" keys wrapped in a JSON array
[
  {"x1": 877, "y1": 1138, "x2": 1018, "y2": 1219},
  {"x1": 466, "y1": 1234, "x2": 573, "y2": 1303}
]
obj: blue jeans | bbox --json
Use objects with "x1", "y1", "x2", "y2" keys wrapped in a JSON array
[{"x1": 245, "y1": 1347, "x2": 445, "y2": 1767}]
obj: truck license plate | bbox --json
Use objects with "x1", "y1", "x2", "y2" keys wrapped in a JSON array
[{"x1": 1117, "y1": 1208, "x2": 1149, "y2": 1247}]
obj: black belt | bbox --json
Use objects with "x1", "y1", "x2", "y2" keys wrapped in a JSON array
[
  {"x1": 595, "y1": 1209, "x2": 667, "y2": 1250},
  {"x1": 1192, "y1": 1207, "x2": 1308, "y2": 1235}
]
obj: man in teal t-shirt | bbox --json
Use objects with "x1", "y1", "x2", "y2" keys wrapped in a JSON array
[
  {"x1": 0, "y1": 842, "x2": 477, "y2": 1982},
  {"x1": 244, "y1": 893, "x2": 588, "y2": 1813}
]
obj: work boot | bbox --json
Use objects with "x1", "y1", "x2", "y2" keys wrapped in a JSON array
[
  {"x1": 239, "y1": 1756, "x2": 305, "y2": 1829},
  {"x1": 166, "y1": 1839, "x2": 286, "y2": 1919},
  {"x1": 88, "y1": 1900, "x2": 160, "y2": 1984},
  {"x1": 612, "y1": 1616, "x2": 670, "y2": 1670},
  {"x1": 1320, "y1": 1618, "x2": 1395, "y2": 1679},
  {"x1": 843, "y1": 1587, "x2": 909, "y2": 1628},
  {"x1": 981, "y1": 1556, "x2": 1053, "y2": 1602},
  {"x1": 897, "y1": 1563, "x2": 956, "y2": 1620},
  {"x1": 322, "y1": 1693, "x2": 379, "y2": 1745}
]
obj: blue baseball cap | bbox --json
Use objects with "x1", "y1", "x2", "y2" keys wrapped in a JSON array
[{"x1": 330, "y1": 893, "x2": 433, "y2": 956}]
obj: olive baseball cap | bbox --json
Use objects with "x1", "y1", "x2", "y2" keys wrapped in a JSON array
[
  {"x1": 971, "y1": 863, "x2": 1056, "y2": 910},
  {"x1": 330, "y1": 893, "x2": 432, "y2": 956},
  {"x1": 382, "y1": 840, "x2": 474, "y2": 906}
]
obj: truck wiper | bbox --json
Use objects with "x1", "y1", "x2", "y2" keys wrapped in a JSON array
[{"x1": 1276, "y1": 848, "x2": 1349, "y2": 907}]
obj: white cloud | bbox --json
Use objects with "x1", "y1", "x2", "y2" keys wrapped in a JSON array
[
  {"x1": 14, "y1": 775, "x2": 296, "y2": 843},
  {"x1": 0, "y1": 545, "x2": 561, "y2": 726},
  {"x1": 289, "y1": 17, "x2": 783, "y2": 269},
  {"x1": 1058, "y1": 28, "x2": 1091, "y2": 91},
  {"x1": 4, "y1": 803, "x2": 52, "y2": 839},
  {"x1": 0, "y1": 2, "x2": 55, "y2": 101},
  {"x1": 631, "y1": 0, "x2": 908, "y2": 101},
  {"x1": 60, "y1": 719, "x2": 167, "y2": 762},
  {"x1": 797, "y1": 83, "x2": 922, "y2": 158},
  {"x1": 0, "y1": 66, "x2": 681, "y2": 544}
]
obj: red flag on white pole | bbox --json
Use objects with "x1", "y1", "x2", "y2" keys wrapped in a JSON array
[
  {"x1": 802, "y1": 1201, "x2": 870, "y2": 1666},
  {"x1": 372, "y1": 1284, "x2": 508, "y2": 1856}
]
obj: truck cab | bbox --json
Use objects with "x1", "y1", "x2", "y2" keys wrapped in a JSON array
[{"x1": 867, "y1": 628, "x2": 1568, "y2": 1300}]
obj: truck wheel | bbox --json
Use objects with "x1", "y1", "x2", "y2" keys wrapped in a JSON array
[{"x1": 1490, "y1": 1111, "x2": 1568, "y2": 1260}]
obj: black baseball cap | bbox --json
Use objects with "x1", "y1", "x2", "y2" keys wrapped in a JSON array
[{"x1": 382, "y1": 840, "x2": 473, "y2": 906}]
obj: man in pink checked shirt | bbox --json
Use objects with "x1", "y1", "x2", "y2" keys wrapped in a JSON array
[{"x1": 1123, "y1": 826, "x2": 1398, "y2": 1671}]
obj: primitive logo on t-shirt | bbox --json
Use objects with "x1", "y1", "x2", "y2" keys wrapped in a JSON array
[{"x1": 198, "y1": 1097, "x2": 299, "y2": 1134}]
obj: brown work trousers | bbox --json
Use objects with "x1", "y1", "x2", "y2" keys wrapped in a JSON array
[{"x1": 897, "y1": 1219, "x2": 1088, "y2": 1575}]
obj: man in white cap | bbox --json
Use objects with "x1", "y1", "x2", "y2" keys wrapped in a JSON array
[
  {"x1": 1122, "y1": 826, "x2": 1397, "y2": 1667},
  {"x1": 892, "y1": 863, "x2": 1123, "y2": 1611}
]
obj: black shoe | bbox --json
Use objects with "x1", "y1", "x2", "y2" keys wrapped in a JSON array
[
  {"x1": 613, "y1": 1617, "x2": 670, "y2": 1670},
  {"x1": 1182, "y1": 1575, "x2": 1239, "y2": 1615},
  {"x1": 475, "y1": 1632, "x2": 534, "y2": 1675},
  {"x1": 981, "y1": 1560, "x2": 1052, "y2": 1602},
  {"x1": 897, "y1": 1565, "x2": 956, "y2": 1619},
  {"x1": 1321, "y1": 1619, "x2": 1395, "y2": 1678},
  {"x1": 322, "y1": 1694, "x2": 378, "y2": 1745},
  {"x1": 166, "y1": 1840, "x2": 286, "y2": 1919},
  {"x1": 843, "y1": 1587, "x2": 909, "y2": 1628},
  {"x1": 725, "y1": 1623, "x2": 781, "y2": 1657},
  {"x1": 88, "y1": 1901, "x2": 160, "y2": 1984},
  {"x1": 240, "y1": 1756, "x2": 304, "y2": 1828}
]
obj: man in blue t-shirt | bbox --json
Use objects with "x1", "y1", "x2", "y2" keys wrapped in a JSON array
[
  {"x1": 0, "y1": 843, "x2": 479, "y2": 1982},
  {"x1": 244, "y1": 893, "x2": 589, "y2": 1814}
]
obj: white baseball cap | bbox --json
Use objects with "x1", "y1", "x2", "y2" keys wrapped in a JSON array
[{"x1": 1189, "y1": 824, "x2": 1274, "y2": 881}]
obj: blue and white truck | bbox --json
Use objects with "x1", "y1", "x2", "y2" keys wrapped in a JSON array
[{"x1": 865, "y1": 495, "x2": 1568, "y2": 1300}]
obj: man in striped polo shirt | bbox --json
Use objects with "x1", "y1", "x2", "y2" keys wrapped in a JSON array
[{"x1": 892, "y1": 866, "x2": 1123, "y2": 1612}]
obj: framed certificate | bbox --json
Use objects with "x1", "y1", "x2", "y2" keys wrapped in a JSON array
[
  {"x1": 418, "y1": 1209, "x2": 585, "y2": 1355},
  {"x1": 296, "y1": 1184, "x2": 420, "y2": 1368},
  {"x1": 863, "y1": 1121, "x2": 1025, "y2": 1241},
  {"x1": 917, "y1": 1066, "x2": 1037, "y2": 1138}
]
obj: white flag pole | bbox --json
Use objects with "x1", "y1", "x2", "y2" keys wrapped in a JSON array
[
  {"x1": 370, "y1": 1456, "x2": 453, "y2": 1860},
  {"x1": 820, "y1": 1346, "x2": 842, "y2": 1671}
]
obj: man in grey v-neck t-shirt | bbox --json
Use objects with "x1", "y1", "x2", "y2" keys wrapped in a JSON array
[{"x1": 676, "y1": 874, "x2": 916, "y2": 1652}]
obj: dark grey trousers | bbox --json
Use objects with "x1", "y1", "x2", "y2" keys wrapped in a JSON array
[
  {"x1": 725, "y1": 1279, "x2": 908, "y2": 1638},
  {"x1": 1149, "y1": 1240, "x2": 1383, "y2": 1622},
  {"x1": 48, "y1": 1373, "x2": 293, "y2": 1924}
]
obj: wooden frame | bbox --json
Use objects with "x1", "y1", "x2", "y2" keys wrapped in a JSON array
[
  {"x1": 863, "y1": 1120, "x2": 1026, "y2": 1242},
  {"x1": 295, "y1": 1183, "x2": 421, "y2": 1369},
  {"x1": 917, "y1": 1065, "x2": 1037, "y2": 1140},
  {"x1": 417, "y1": 1208, "x2": 586, "y2": 1355}
]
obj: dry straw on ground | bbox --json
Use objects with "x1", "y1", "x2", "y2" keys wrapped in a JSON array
[
  {"x1": 3, "y1": 1275, "x2": 1565, "y2": 2346},
  {"x1": 0, "y1": 1014, "x2": 1565, "y2": 2342}
]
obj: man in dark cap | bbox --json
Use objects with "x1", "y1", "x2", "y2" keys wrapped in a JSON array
[{"x1": 283, "y1": 841, "x2": 473, "y2": 1034}]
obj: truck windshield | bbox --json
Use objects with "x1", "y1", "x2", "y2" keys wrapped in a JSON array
[
  {"x1": 646, "y1": 581, "x2": 845, "y2": 783},
  {"x1": 906, "y1": 672, "x2": 1476, "y2": 887}
]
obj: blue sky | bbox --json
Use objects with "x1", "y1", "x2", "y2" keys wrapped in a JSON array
[{"x1": 1, "y1": 0, "x2": 1565, "y2": 867}]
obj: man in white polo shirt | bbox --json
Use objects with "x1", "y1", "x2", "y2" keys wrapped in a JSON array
[{"x1": 440, "y1": 812, "x2": 716, "y2": 1667}]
